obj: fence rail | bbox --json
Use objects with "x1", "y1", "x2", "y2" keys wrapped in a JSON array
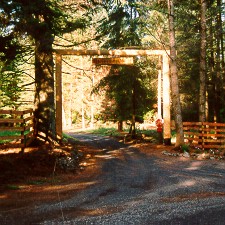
[
  {"x1": 0, "y1": 109, "x2": 35, "y2": 152},
  {"x1": 183, "y1": 122, "x2": 225, "y2": 149}
]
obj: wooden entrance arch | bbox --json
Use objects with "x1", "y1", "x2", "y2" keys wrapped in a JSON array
[{"x1": 55, "y1": 49, "x2": 171, "y2": 143}]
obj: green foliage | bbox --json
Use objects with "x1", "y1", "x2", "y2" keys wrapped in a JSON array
[
  {"x1": 89, "y1": 127, "x2": 121, "y2": 136},
  {"x1": 181, "y1": 144, "x2": 190, "y2": 153},
  {"x1": 96, "y1": 0, "x2": 142, "y2": 48},
  {"x1": 0, "y1": 0, "x2": 94, "y2": 140},
  {"x1": 0, "y1": 0, "x2": 89, "y2": 41},
  {"x1": 93, "y1": 61, "x2": 156, "y2": 124},
  {"x1": 62, "y1": 133, "x2": 79, "y2": 143},
  {"x1": 0, "y1": 130, "x2": 30, "y2": 143},
  {"x1": 174, "y1": 0, "x2": 225, "y2": 122},
  {"x1": 0, "y1": 60, "x2": 24, "y2": 109},
  {"x1": 174, "y1": 1, "x2": 201, "y2": 122},
  {"x1": 6, "y1": 185, "x2": 23, "y2": 190},
  {"x1": 27, "y1": 179, "x2": 46, "y2": 185},
  {"x1": 143, "y1": 110, "x2": 157, "y2": 123},
  {"x1": 0, "y1": 0, "x2": 224, "y2": 138},
  {"x1": 0, "y1": 131, "x2": 21, "y2": 137}
]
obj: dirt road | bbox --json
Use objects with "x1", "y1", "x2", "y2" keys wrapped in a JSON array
[{"x1": 1, "y1": 132, "x2": 225, "y2": 225}]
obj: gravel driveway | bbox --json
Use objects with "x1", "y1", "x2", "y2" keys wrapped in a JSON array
[{"x1": 2, "y1": 132, "x2": 225, "y2": 225}]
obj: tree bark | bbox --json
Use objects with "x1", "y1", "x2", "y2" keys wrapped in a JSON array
[
  {"x1": 129, "y1": 81, "x2": 136, "y2": 138},
  {"x1": 215, "y1": 0, "x2": 224, "y2": 122},
  {"x1": 199, "y1": 0, "x2": 207, "y2": 122},
  {"x1": 208, "y1": 13, "x2": 214, "y2": 122},
  {"x1": 220, "y1": 0, "x2": 225, "y2": 122},
  {"x1": 168, "y1": 0, "x2": 184, "y2": 147},
  {"x1": 34, "y1": 33, "x2": 56, "y2": 143},
  {"x1": 118, "y1": 121, "x2": 123, "y2": 132}
]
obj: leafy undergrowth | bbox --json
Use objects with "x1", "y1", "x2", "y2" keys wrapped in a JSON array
[{"x1": 0, "y1": 140, "x2": 86, "y2": 192}]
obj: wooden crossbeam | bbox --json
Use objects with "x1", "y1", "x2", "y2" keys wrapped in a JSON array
[{"x1": 55, "y1": 49, "x2": 169, "y2": 56}]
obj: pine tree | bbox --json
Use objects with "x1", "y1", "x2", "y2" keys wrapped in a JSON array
[
  {"x1": 0, "y1": 0, "x2": 90, "y2": 142},
  {"x1": 167, "y1": 0, "x2": 184, "y2": 146},
  {"x1": 93, "y1": 1, "x2": 158, "y2": 135},
  {"x1": 93, "y1": 60, "x2": 156, "y2": 136},
  {"x1": 199, "y1": 0, "x2": 207, "y2": 122}
]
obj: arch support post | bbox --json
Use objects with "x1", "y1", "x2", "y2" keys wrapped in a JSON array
[
  {"x1": 162, "y1": 53, "x2": 171, "y2": 145},
  {"x1": 55, "y1": 53, "x2": 62, "y2": 142}
]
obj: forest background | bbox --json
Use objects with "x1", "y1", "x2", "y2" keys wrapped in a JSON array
[{"x1": 0, "y1": 0, "x2": 224, "y2": 146}]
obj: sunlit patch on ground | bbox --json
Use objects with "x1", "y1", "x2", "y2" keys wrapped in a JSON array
[
  {"x1": 161, "y1": 192, "x2": 225, "y2": 203},
  {"x1": 185, "y1": 161, "x2": 204, "y2": 170},
  {"x1": 1, "y1": 134, "x2": 225, "y2": 225}
]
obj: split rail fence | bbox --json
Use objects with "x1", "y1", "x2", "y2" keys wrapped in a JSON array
[
  {"x1": 183, "y1": 122, "x2": 225, "y2": 150},
  {"x1": 0, "y1": 109, "x2": 35, "y2": 152}
]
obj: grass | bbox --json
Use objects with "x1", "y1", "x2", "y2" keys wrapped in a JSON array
[
  {"x1": 62, "y1": 133, "x2": 80, "y2": 143},
  {"x1": 0, "y1": 130, "x2": 31, "y2": 143},
  {"x1": 181, "y1": 144, "x2": 190, "y2": 152},
  {"x1": 6, "y1": 184, "x2": 23, "y2": 190},
  {"x1": 27, "y1": 179, "x2": 47, "y2": 185},
  {"x1": 0, "y1": 130, "x2": 21, "y2": 144},
  {"x1": 78, "y1": 126, "x2": 160, "y2": 139},
  {"x1": 81, "y1": 126, "x2": 160, "y2": 143},
  {"x1": 0, "y1": 130, "x2": 21, "y2": 136},
  {"x1": 136, "y1": 129, "x2": 158, "y2": 136},
  {"x1": 89, "y1": 127, "x2": 122, "y2": 136}
]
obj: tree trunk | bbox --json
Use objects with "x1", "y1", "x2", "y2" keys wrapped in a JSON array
[
  {"x1": 208, "y1": 13, "x2": 214, "y2": 122},
  {"x1": 215, "y1": 0, "x2": 224, "y2": 122},
  {"x1": 81, "y1": 97, "x2": 86, "y2": 129},
  {"x1": 34, "y1": 33, "x2": 56, "y2": 143},
  {"x1": 199, "y1": 0, "x2": 207, "y2": 122},
  {"x1": 168, "y1": 0, "x2": 184, "y2": 147},
  {"x1": 118, "y1": 121, "x2": 123, "y2": 132},
  {"x1": 62, "y1": 103, "x2": 66, "y2": 129},
  {"x1": 130, "y1": 83, "x2": 136, "y2": 138},
  {"x1": 130, "y1": 114, "x2": 136, "y2": 138},
  {"x1": 90, "y1": 74, "x2": 95, "y2": 129},
  {"x1": 220, "y1": 1, "x2": 225, "y2": 122}
]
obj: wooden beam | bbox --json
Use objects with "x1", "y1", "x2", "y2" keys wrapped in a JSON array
[
  {"x1": 92, "y1": 57, "x2": 134, "y2": 65},
  {"x1": 55, "y1": 49, "x2": 169, "y2": 57}
]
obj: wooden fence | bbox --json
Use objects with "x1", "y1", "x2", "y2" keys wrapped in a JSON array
[
  {"x1": 183, "y1": 122, "x2": 225, "y2": 150},
  {"x1": 0, "y1": 109, "x2": 35, "y2": 152}
]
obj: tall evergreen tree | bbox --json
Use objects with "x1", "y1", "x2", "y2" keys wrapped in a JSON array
[
  {"x1": 199, "y1": 0, "x2": 207, "y2": 122},
  {"x1": 167, "y1": 0, "x2": 184, "y2": 146},
  {"x1": 96, "y1": 0, "x2": 142, "y2": 48},
  {"x1": 0, "y1": 59, "x2": 23, "y2": 109},
  {"x1": 0, "y1": 0, "x2": 89, "y2": 142},
  {"x1": 93, "y1": 62, "x2": 156, "y2": 136},
  {"x1": 94, "y1": 0, "x2": 158, "y2": 135}
]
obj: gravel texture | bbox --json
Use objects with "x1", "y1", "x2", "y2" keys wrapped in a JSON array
[{"x1": 2, "y1": 133, "x2": 225, "y2": 225}]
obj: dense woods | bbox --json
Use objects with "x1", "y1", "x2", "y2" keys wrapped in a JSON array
[{"x1": 0, "y1": 0, "x2": 225, "y2": 146}]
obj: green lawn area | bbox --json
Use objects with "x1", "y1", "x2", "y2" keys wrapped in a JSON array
[{"x1": 0, "y1": 130, "x2": 30, "y2": 143}]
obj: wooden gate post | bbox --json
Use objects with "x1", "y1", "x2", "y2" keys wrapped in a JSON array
[
  {"x1": 157, "y1": 55, "x2": 162, "y2": 119},
  {"x1": 162, "y1": 53, "x2": 171, "y2": 145},
  {"x1": 55, "y1": 53, "x2": 62, "y2": 142}
]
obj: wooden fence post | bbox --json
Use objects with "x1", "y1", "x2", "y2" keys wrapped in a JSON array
[
  {"x1": 20, "y1": 111, "x2": 25, "y2": 153},
  {"x1": 202, "y1": 122, "x2": 205, "y2": 150}
]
